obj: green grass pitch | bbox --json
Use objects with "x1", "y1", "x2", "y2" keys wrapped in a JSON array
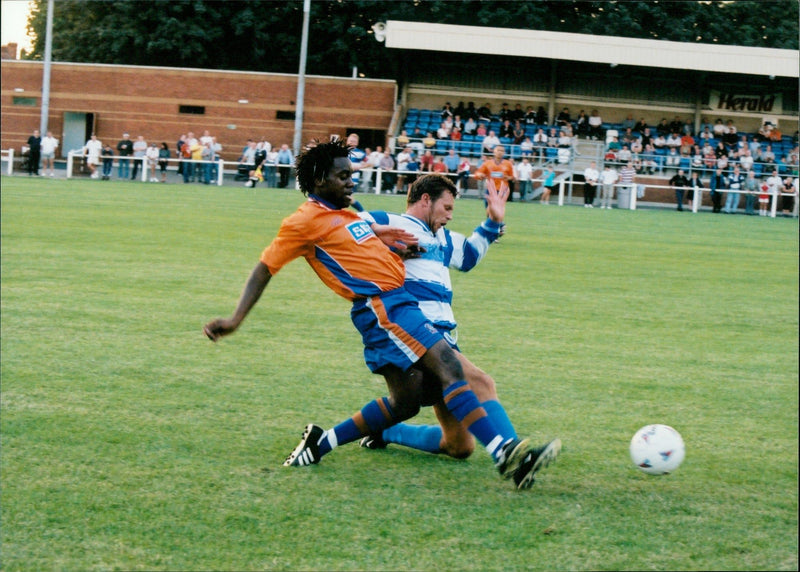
[{"x1": 1, "y1": 176, "x2": 797, "y2": 571}]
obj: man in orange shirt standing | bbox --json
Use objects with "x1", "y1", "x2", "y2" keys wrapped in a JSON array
[{"x1": 475, "y1": 145, "x2": 517, "y2": 201}]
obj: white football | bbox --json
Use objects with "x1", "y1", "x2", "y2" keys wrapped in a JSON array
[{"x1": 630, "y1": 424, "x2": 685, "y2": 475}]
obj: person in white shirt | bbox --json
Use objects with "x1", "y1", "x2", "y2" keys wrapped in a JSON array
[
  {"x1": 83, "y1": 134, "x2": 103, "y2": 179},
  {"x1": 394, "y1": 146, "x2": 413, "y2": 194},
  {"x1": 533, "y1": 128, "x2": 548, "y2": 162},
  {"x1": 583, "y1": 161, "x2": 599, "y2": 207},
  {"x1": 739, "y1": 149, "x2": 754, "y2": 173},
  {"x1": 145, "y1": 141, "x2": 160, "y2": 182},
  {"x1": 588, "y1": 110, "x2": 604, "y2": 140},
  {"x1": 599, "y1": 164, "x2": 618, "y2": 209},
  {"x1": 482, "y1": 131, "x2": 500, "y2": 154},
  {"x1": 764, "y1": 169, "x2": 784, "y2": 217},
  {"x1": 515, "y1": 156, "x2": 534, "y2": 201},
  {"x1": 40, "y1": 131, "x2": 59, "y2": 177}
]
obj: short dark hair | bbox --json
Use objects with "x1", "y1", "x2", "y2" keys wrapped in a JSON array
[
  {"x1": 295, "y1": 138, "x2": 351, "y2": 195},
  {"x1": 407, "y1": 174, "x2": 458, "y2": 205}
]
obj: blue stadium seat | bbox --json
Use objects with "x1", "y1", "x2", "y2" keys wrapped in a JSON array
[
  {"x1": 435, "y1": 140, "x2": 453, "y2": 153},
  {"x1": 499, "y1": 137, "x2": 513, "y2": 145}
]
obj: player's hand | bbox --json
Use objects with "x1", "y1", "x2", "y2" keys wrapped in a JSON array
[
  {"x1": 371, "y1": 224, "x2": 419, "y2": 251},
  {"x1": 485, "y1": 177, "x2": 509, "y2": 223},
  {"x1": 203, "y1": 318, "x2": 239, "y2": 342},
  {"x1": 395, "y1": 243, "x2": 426, "y2": 260}
]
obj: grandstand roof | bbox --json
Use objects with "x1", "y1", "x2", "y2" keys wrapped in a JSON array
[{"x1": 384, "y1": 21, "x2": 799, "y2": 79}]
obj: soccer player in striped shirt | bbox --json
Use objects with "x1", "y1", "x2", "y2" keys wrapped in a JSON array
[
  {"x1": 204, "y1": 138, "x2": 552, "y2": 488},
  {"x1": 357, "y1": 174, "x2": 560, "y2": 486}
]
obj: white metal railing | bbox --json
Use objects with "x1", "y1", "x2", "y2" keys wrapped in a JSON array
[
  {"x1": 561, "y1": 179, "x2": 798, "y2": 218},
  {"x1": 65, "y1": 152, "x2": 231, "y2": 185},
  {"x1": 1, "y1": 148, "x2": 14, "y2": 175}
]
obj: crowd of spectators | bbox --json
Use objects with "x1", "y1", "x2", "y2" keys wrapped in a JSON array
[{"x1": 394, "y1": 102, "x2": 798, "y2": 214}]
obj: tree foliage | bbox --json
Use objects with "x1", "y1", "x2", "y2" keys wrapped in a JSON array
[{"x1": 25, "y1": 0, "x2": 799, "y2": 77}]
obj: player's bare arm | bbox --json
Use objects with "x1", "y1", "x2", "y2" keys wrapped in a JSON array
[
  {"x1": 484, "y1": 178, "x2": 509, "y2": 222},
  {"x1": 370, "y1": 224, "x2": 418, "y2": 250},
  {"x1": 204, "y1": 262, "x2": 272, "y2": 341}
]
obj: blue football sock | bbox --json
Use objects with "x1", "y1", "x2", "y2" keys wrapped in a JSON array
[
  {"x1": 482, "y1": 399, "x2": 517, "y2": 440},
  {"x1": 382, "y1": 423, "x2": 444, "y2": 453},
  {"x1": 319, "y1": 397, "x2": 396, "y2": 456},
  {"x1": 443, "y1": 381, "x2": 506, "y2": 462}
]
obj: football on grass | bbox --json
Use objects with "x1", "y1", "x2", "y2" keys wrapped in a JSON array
[{"x1": 630, "y1": 424, "x2": 685, "y2": 475}]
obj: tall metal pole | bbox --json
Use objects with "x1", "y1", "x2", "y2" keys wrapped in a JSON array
[
  {"x1": 293, "y1": 0, "x2": 310, "y2": 157},
  {"x1": 39, "y1": 0, "x2": 54, "y2": 135}
]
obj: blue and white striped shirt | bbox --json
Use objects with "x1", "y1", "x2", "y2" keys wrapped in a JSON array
[{"x1": 360, "y1": 210, "x2": 503, "y2": 340}]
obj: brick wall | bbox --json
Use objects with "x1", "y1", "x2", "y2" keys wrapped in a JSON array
[{"x1": 1, "y1": 61, "x2": 397, "y2": 161}]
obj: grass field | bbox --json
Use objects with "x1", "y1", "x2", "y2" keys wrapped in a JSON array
[{"x1": 1, "y1": 176, "x2": 797, "y2": 571}]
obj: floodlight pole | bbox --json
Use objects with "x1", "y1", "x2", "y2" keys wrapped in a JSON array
[
  {"x1": 39, "y1": 0, "x2": 54, "y2": 135},
  {"x1": 293, "y1": 0, "x2": 311, "y2": 158}
]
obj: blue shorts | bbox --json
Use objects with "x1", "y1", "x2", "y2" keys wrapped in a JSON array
[{"x1": 351, "y1": 287, "x2": 444, "y2": 373}]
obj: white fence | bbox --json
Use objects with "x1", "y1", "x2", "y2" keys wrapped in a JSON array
[{"x1": 3, "y1": 148, "x2": 797, "y2": 218}]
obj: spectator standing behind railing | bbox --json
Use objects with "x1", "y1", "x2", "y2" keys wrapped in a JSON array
[
  {"x1": 158, "y1": 143, "x2": 170, "y2": 183},
  {"x1": 516, "y1": 156, "x2": 533, "y2": 201},
  {"x1": 181, "y1": 132, "x2": 198, "y2": 183},
  {"x1": 669, "y1": 169, "x2": 690, "y2": 211},
  {"x1": 117, "y1": 133, "x2": 133, "y2": 179},
  {"x1": 378, "y1": 149, "x2": 396, "y2": 192},
  {"x1": 201, "y1": 141, "x2": 214, "y2": 184},
  {"x1": 82, "y1": 134, "x2": 103, "y2": 179},
  {"x1": 189, "y1": 137, "x2": 203, "y2": 183},
  {"x1": 146, "y1": 141, "x2": 160, "y2": 182},
  {"x1": 743, "y1": 170, "x2": 758, "y2": 215},
  {"x1": 763, "y1": 169, "x2": 783, "y2": 216},
  {"x1": 599, "y1": 164, "x2": 618, "y2": 210},
  {"x1": 782, "y1": 177, "x2": 798, "y2": 217},
  {"x1": 709, "y1": 167, "x2": 727, "y2": 213},
  {"x1": 277, "y1": 144, "x2": 295, "y2": 189},
  {"x1": 394, "y1": 146, "x2": 412, "y2": 194},
  {"x1": 347, "y1": 133, "x2": 367, "y2": 190},
  {"x1": 456, "y1": 156, "x2": 472, "y2": 193},
  {"x1": 175, "y1": 134, "x2": 186, "y2": 177},
  {"x1": 27, "y1": 129, "x2": 41, "y2": 176},
  {"x1": 618, "y1": 162, "x2": 637, "y2": 207},
  {"x1": 723, "y1": 165, "x2": 745, "y2": 214},
  {"x1": 265, "y1": 148, "x2": 279, "y2": 188},
  {"x1": 101, "y1": 142, "x2": 114, "y2": 180},
  {"x1": 41, "y1": 130, "x2": 58, "y2": 177},
  {"x1": 583, "y1": 161, "x2": 599, "y2": 208},
  {"x1": 443, "y1": 148, "x2": 459, "y2": 176},
  {"x1": 131, "y1": 135, "x2": 147, "y2": 180}
]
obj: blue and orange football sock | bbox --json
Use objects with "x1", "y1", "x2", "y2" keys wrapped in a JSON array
[
  {"x1": 318, "y1": 397, "x2": 397, "y2": 457},
  {"x1": 443, "y1": 381, "x2": 507, "y2": 462},
  {"x1": 381, "y1": 423, "x2": 444, "y2": 453},
  {"x1": 482, "y1": 399, "x2": 517, "y2": 441}
]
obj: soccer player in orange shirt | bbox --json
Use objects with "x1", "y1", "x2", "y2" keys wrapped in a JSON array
[
  {"x1": 475, "y1": 145, "x2": 517, "y2": 202},
  {"x1": 203, "y1": 138, "x2": 548, "y2": 488}
]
